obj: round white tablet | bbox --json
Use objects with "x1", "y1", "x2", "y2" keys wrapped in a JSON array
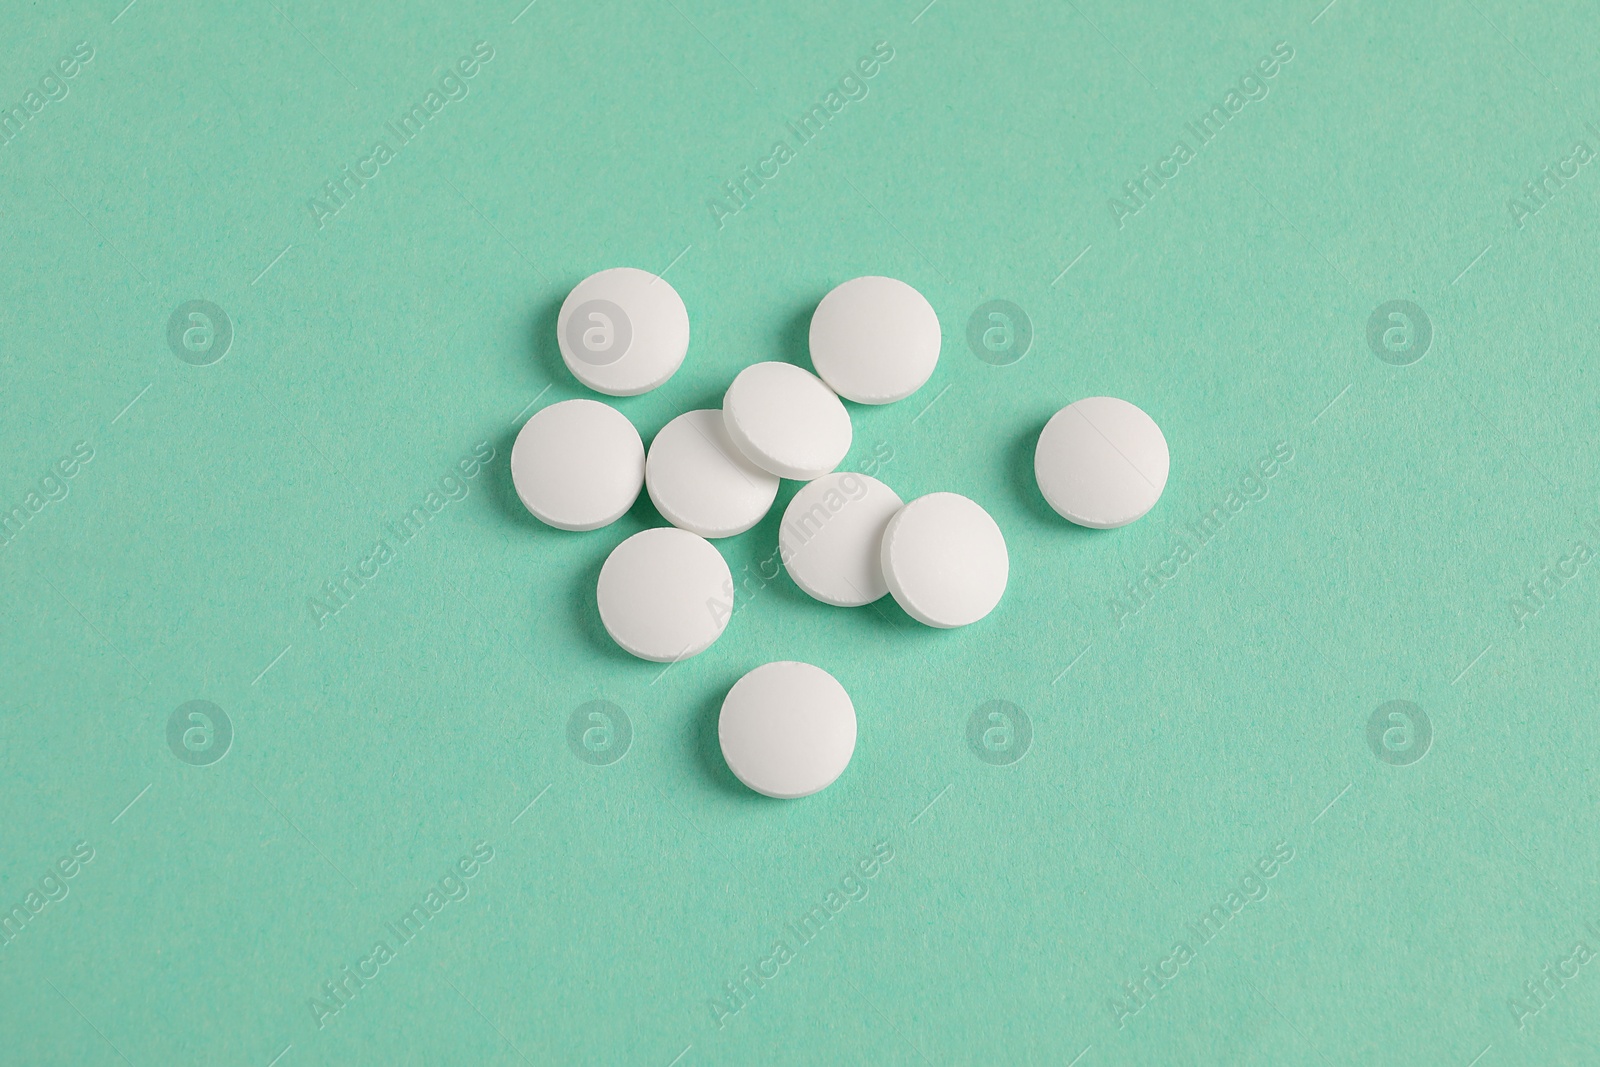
[
  {"x1": 722, "y1": 362, "x2": 852, "y2": 480},
  {"x1": 646, "y1": 409, "x2": 780, "y2": 538},
  {"x1": 718, "y1": 661, "x2": 857, "y2": 799},
  {"x1": 510, "y1": 399, "x2": 644, "y2": 531},
  {"x1": 596, "y1": 527, "x2": 732, "y2": 662},
  {"x1": 557, "y1": 267, "x2": 689, "y2": 396},
  {"x1": 779, "y1": 473, "x2": 904, "y2": 606},
  {"x1": 808, "y1": 276, "x2": 941, "y2": 404},
  {"x1": 880, "y1": 492, "x2": 1008, "y2": 628},
  {"x1": 1035, "y1": 397, "x2": 1169, "y2": 528}
]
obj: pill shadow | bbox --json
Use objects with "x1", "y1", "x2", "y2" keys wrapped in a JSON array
[
  {"x1": 568, "y1": 543, "x2": 642, "y2": 668},
  {"x1": 757, "y1": 555, "x2": 922, "y2": 640},
  {"x1": 1010, "y1": 423, "x2": 1098, "y2": 539},
  {"x1": 689, "y1": 681, "x2": 773, "y2": 802},
  {"x1": 774, "y1": 299, "x2": 822, "y2": 372},
  {"x1": 527, "y1": 291, "x2": 567, "y2": 384},
  {"x1": 627, "y1": 485, "x2": 664, "y2": 526},
  {"x1": 853, "y1": 589, "x2": 930, "y2": 635},
  {"x1": 673, "y1": 384, "x2": 732, "y2": 413},
  {"x1": 482, "y1": 424, "x2": 534, "y2": 531}
]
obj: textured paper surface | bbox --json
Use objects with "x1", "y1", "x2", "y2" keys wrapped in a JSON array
[{"x1": 3, "y1": 0, "x2": 1599, "y2": 1063}]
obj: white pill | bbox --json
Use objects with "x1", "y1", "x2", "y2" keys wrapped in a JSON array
[
  {"x1": 881, "y1": 492, "x2": 1008, "y2": 628},
  {"x1": 722, "y1": 362, "x2": 852, "y2": 480},
  {"x1": 510, "y1": 399, "x2": 643, "y2": 531},
  {"x1": 557, "y1": 267, "x2": 689, "y2": 396},
  {"x1": 1035, "y1": 397, "x2": 1169, "y2": 529},
  {"x1": 646, "y1": 409, "x2": 779, "y2": 538},
  {"x1": 779, "y1": 473, "x2": 904, "y2": 606},
  {"x1": 719, "y1": 661, "x2": 857, "y2": 799},
  {"x1": 596, "y1": 527, "x2": 732, "y2": 662},
  {"x1": 808, "y1": 276, "x2": 941, "y2": 404}
]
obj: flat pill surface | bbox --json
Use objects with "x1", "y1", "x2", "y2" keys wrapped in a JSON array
[
  {"x1": 722, "y1": 362, "x2": 852, "y2": 480},
  {"x1": 780, "y1": 472, "x2": 904, "y2": 606},
  {"x1": 510, "y1": 399, "x2": 644, "y2": 531},
  {"x1": 557, "y1": 267, "x2": 689, "y2": 396},
  {"x1": 808, "y1": 276, "x2": 940, "y2": 404},
  {"x1": 719, "y1": 661, "x2": 857, "y2": 799},
  {"x1": 1035, "y1": 397, "x2": 1169, "y2": 528},
  {"x1": 881, "y1": 492, "x2": 1008, "y2": 628},
  {"x1": 596, "y1": 527, "x2": 732, "y2": 662},
  {"x1": 646, "y1": 409, "x2": 779, "y2": 538}
]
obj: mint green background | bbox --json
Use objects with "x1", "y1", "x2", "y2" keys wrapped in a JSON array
[{"x1": 4, "y1": 0, "x2": 1600, "y2": 1063}]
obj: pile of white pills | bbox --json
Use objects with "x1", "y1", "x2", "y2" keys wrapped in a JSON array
[{"x1": 512, "y1": 268, "x2": 1168, "y2": 799}]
